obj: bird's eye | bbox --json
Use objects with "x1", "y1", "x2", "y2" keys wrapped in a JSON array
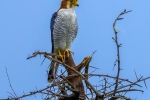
[{"x1": 67, "y1": 0, "x2": 74, "y2": 3}]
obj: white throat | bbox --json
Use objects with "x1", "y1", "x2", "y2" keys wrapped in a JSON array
[{"x1": 66, "y1": 5, "x2": 75, "y2": 9}]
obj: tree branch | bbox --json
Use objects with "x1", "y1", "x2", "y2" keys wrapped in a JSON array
[{"x1": 112, "y1": 9, "x2": 132, "y2": 96}]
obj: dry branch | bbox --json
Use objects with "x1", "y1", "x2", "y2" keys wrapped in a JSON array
[{"x1": 112, "y1": 9, "x2": 132, "y2": 96}]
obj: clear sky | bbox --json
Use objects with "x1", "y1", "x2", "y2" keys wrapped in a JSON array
[{"x1": 0, "y1": 0, "x2": 150, "y2": 100}]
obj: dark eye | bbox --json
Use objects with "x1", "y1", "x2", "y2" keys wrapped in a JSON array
[{"x1": 70, "y1": 0, "x2": 73, "y2": 2}]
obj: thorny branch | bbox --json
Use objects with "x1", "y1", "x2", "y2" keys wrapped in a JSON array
[
  {"x1": 106, "y1": 76, "x2": 150, "y2": 97},
  {"x1": 2, "y1": 85, "x2": 62, "y2": 100},
  {"x1": 112, "y1": 9, "x2": 132, "y2": 96},
  {"x1": 27, "y1": 51, "x2": 101, "y2": 97},
  {"x1": 44, "y1": 53, "x2": 101, "y2": 96}
]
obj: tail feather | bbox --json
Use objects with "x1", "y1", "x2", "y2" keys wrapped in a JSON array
[{"x1": 48, "y1": 61, "x2": 59, "y2": 82}]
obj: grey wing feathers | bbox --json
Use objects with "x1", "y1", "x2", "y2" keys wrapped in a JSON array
[{"x1": 50, "y1": 12, "x2": 57, "y2": 53}]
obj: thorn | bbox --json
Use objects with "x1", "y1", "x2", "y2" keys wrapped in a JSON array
[
  {"x1": 119, "y1": 43, "x2": 122, "y2": 47},
  {"x1": 112, "y1": 37, "x2": 116, "y2": 41},
  {"x1": 117, "y1": 18, "x2": 123, "y2": 20},
  {"x1": 144, "y1": 79, "x2": 147, "y2": 89}
]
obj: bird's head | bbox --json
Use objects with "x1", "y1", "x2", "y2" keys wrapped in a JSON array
[{"x1": 60, "y1": 0, "x2": 79, "y2": 9}]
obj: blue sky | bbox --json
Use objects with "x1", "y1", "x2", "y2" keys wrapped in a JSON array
[{"x1": 0, "y1": 0, "x2": 150, "y2": 99}]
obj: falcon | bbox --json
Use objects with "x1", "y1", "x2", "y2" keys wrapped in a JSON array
[{"x1": 48, "y1": 0, "x2": 79, "y2": 82}]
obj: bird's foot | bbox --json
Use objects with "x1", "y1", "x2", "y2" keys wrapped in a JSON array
[
  {"x1": 60, "y1": 49, "x2": 74, "y2": 62},
  {"x1": 57, "y1": 49, "x2": 74, "y2": 62},
  {"x1": 65, "y1": 49, "x2": 74, "y2": 57},
  {"x1": 58, "y1": 49, "x2": 65, "y2": 62}
]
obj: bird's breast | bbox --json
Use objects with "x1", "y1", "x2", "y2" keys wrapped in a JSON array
[
  {"x1": 52, "y1": 9, "x2": 78, "y2": 53},
  {"x1": 58, "y1": 9, "x2": 77, "y2": 24}
]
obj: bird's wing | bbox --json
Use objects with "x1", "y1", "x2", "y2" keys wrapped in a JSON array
[{"x1": 50, "y1": 12, "x2": 57, "y2": 53}]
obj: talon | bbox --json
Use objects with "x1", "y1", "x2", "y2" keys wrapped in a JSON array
[
  {"x1": 57, "y1": 49, "x2": 65, "y2": 62},
  {"x1": 57, "y1": 49, "x2": 74, "y2": 62},
  {"x1": 65, "y1": 49, "x2": 74, "y2": 57}
]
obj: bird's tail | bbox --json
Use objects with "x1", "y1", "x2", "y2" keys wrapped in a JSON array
[{"x1": 48, "y1": 61, "x2": 59, "y2": 82}]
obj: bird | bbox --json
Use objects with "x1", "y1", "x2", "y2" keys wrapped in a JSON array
[{"x1": 48, "y1": 0, "x2": 79, "y2": 82}]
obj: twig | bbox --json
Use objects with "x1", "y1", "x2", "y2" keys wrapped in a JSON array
[
  {"x1": 134, "y1": 69, "x2": 139, "y2": 80},
  {"x1": 108, "y1": 95, "x2": 130, "y2": 100},
  {"x1": 143, "y1": 79, "x2": 147, "y2": 89},
  {"x1": 103, "y1": 78, "x2": 107, "y2": 94},
  {"x1": 85, "y1": 74, "x2": 141, "y2": 87},
  {"x1": 112, "y1": 9, "x2": 132, "y2": 96},
  {"x1": 106, "y1": 76, "x2": 150, "y2": 96},
  {"x1": 26, "y1": 51, "x2": 57, "y2": 60},
  {"x1": 123, "y1": 86, "x2": 131, "y2": 96},
  {"x1": 3, "y1": 85, "x2": 62, "y2": 100},
  {"x1": 41, "y1": 58, "x2": 46, "y2": 66},
  {"x1": 115, "y1": 89, "x2": 143, "y2": 93},
  {"x1": 60, "y1": 75, "x2": 75, "y2": 89},
  {"x1": 5, "y1": 67, "x2": 18, "y2": 98}
]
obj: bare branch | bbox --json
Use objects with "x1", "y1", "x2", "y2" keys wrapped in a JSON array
[
  {"x1": 5, "y1": 67, "x2": 18, "y2": 98},
  {"x1": 106, "y1": 76, "x2": 150, "y2": 96},
  {"x1": 134, "y1": 69, "x2": 139, "y2": 80},
  {"x1": 112, "y1": 9, "x2": 132, "y2": 96}
]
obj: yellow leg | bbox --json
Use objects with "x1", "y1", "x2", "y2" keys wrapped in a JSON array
[
  {"x1": 57, "y1": 49, "x2": 65, "y2": 62},
  {"x1": 57, "y1": 49, "x2": 74, "y2": 62},
  {"x1": 63, "y1": 49, "x2": 74, "y2": 62}
]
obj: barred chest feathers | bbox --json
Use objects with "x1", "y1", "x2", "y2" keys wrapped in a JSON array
[{"x1": 53, "y1": 8, "x2": 78, "y2": 53}]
